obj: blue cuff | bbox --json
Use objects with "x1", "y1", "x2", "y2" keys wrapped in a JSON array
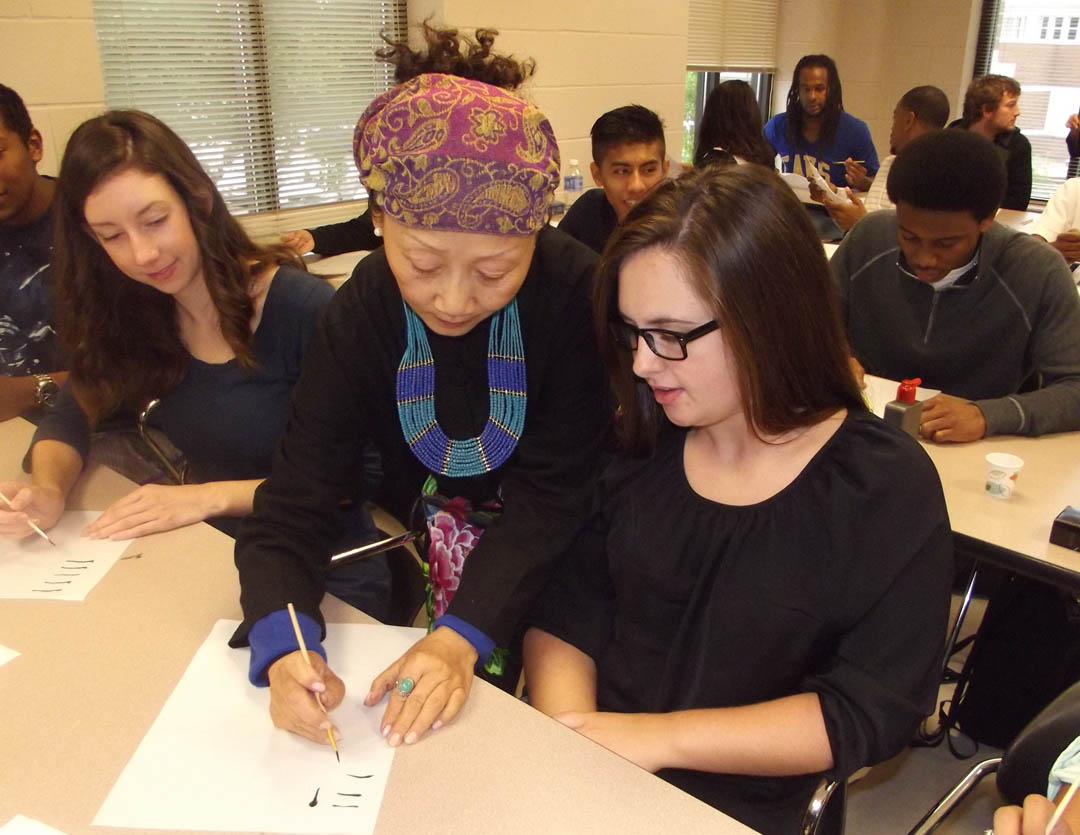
[
  {"x1": 247, "y1": 609, "x2": 326, "y2": 687},
  {"x1": 433, "y1": 615, "x2": 496, "y2": 671}
]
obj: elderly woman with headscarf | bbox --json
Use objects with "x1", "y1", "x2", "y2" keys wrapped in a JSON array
[{"x1": 232, "y1": 72, "x2": 609, "y2": 749}]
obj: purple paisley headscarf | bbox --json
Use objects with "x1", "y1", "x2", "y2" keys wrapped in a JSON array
[{"x1": 353, "y1": 73, "x2": 560, "y2": 235}]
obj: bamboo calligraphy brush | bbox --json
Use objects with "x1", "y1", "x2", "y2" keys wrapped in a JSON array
[
  {"x1": 1046, "y1": 780, "x2": 1079, "y2": 835},
  {"x1": 286, "y1": 602, "x2": 339, "y2": 761},
  {"x1": 0, "y1": 490, "x2": 55, "y2": 545}
]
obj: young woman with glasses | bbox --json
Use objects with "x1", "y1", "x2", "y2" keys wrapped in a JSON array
[{"x1": 524, "y1": 164, "x2": 953, "y2": 834}]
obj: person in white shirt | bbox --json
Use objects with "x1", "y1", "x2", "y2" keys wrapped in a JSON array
[
  {"x1": 1033, "y1": 177, "x2": 1080, "y2": 265},
  {"x1": 816, "y1": 86, "x2": 950, "y2": 231}
]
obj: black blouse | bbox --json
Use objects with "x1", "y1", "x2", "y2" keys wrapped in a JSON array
[
  {"x1": 529, "y1": 411, "x2": 953, "y2": 833},
  {"x1": 234, "y1": 227, "x2": 611, "y2": 654}
]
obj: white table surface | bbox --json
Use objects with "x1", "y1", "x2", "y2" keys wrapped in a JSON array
[
  {"x1": 864, "y1": 375, "x2": 1080, "y2": 591},
  {"x1": 0, "y1": 417, "x2": 753, "y2": 835}
]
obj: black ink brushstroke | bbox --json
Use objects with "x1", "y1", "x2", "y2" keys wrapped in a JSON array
[
  {"x1": 64, "y1": 559, "x2": 94, "y2": 563},
  {"x1": 43, "y1": 580, "x2": 71, "y2": 584},
  {"x1": 54, "y1": 572, "x2": 80, "y2": 576},
  {"x1": 347, "y1": 774, "x2": 373, "y2": 779},
  {"x1": 336, "y1": 792, "x2": 363, "y2": 797},
  {"x1": 308, "y1": 788, "x2": 320, "y2": 807},
  {"x1": 332, "y1": 805, "x2": 359, "y2": 808},
  {"x1": 120, "y1": 553, "x2": 143, "y2": 560},
  {"x1": 32, "y1": 588, "x2": 63, "y2": 592}
]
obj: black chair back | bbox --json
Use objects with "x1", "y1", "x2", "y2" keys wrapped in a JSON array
[{"x1": 997, "y1": 678, "x2": 1080, "y2": 804}]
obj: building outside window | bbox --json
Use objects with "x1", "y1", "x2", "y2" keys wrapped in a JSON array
[{"x1": 989, "y1": 0, "x2": 1080, "y2": 198}]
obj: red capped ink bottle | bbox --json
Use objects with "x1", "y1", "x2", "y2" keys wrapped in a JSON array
[{"x1": 884, "y1": 378, "x2": 923, "y2": 438}]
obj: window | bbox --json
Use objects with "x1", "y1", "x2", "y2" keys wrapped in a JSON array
[
  {"x1": 977, "y1": 0, "x2": 1080, "y2": 201},
  {"x1": 94, "y1": 0, "x2": 406, "y2": 219},
  {"x1": 1001, "y1": 15, "x2": 1023, "y2": 39},
  {"x1": 683, "y1": 71, "x2": 773, "y2": 163},
  {"x1": 684, "y1": 0, "x2": 778, "y2": 163}
]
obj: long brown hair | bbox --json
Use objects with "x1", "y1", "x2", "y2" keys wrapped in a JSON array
[
  {"x1": 594, "y1": 165, "x2": 865, "y2": 454},
  {"x1": 53, "y1": 109, "x2": 304, "y2": 424},
  {"x1": 694, "y1": 80, "x2": 774, "y2": 168}
]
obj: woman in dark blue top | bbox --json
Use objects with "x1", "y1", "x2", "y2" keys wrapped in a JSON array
[{"x1": 0, "y1": 110, "x2": 335, "y2": 542}]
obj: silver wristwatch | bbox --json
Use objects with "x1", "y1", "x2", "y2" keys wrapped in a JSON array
[{"x1": 34, "y1": 374, "x2": 59, "y2": 409}]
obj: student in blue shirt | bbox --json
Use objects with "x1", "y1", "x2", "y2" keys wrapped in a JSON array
[{"x1": 764, "y1": 54, "x2": 879, "y2": 190}]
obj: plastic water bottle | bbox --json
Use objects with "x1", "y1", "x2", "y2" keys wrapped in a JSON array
[{"x1": 564, "y1": 159, "x2": 583, "y2": 193}]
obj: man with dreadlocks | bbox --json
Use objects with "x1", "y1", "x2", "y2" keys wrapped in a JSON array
[{"x1": 764, "y1": 54, "x2": 879, "y2": 192}]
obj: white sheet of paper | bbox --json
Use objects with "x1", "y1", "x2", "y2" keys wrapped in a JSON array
[
  {"x1": 805, "y1": 161, "x2": 848, "y2": 206},
  {"x1": 307, "y1": 250, "x2": 370, "y2": 278},
  {"x1": 0, "y1": 815, "x2": 67, "y2": 835},
  {"x1": 863, "y1": 374, "x2": 940, "y2": 418},
  {"x1": 778, "y1": 171, "x2": 808, "y2": 186},
  {"x1": 95, "y1": 619, "x2": 425, "y2": 835},
  {"x1": 0, "y1": 511, "x2": 132, "y2": 601},
  {"x1": 0, "y1": 644, "x2": 19, "y2": 667}
]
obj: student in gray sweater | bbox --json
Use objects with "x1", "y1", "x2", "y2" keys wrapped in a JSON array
[{"x1": 832, "y1": 129, "x2": 1080, "y2": 441}]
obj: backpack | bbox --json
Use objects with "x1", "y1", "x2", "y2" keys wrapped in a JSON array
[{"x1": 939, "y1": 574, "x2": 1080, "y2": 754}]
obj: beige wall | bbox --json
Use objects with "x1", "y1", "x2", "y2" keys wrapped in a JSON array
[
  {"x1": 0, "y1": 0, "x2": 105, "y2": 176},
  {"x1": 410, "y1": 0, "x2": 689, "y2": 182},
  {"x1": 3, "y1": 0, "x2": 987, "y2": 213},
  {"x1": 1, "y1": 0, "x2": 690, "y2": 231},
  {"x1": 773, "y1": 0, "x2": 982, "y2": 160}
]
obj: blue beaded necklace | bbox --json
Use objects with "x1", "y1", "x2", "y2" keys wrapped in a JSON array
[{"x1": 396, "y1": 300, "x2": 527, "y2": 477}]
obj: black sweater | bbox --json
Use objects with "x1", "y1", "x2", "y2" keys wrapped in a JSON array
[
  {"x1": 309, "y1": 206, "x2": 382, "y2": 256},
  {"x1": 234, "y1": 226, "x2": 610, "y2": 649}
]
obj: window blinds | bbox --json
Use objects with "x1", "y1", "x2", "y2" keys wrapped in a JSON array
[
  {"x1": 686, "y1": 0, "x2": 779, "y2": 72},
  {"x1": 94, "y1": 0, "x2": 406, "y2": 216}
]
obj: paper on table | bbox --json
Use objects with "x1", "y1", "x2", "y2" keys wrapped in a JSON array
[
  {"x1": 0, "y1": 511, "x2": 132, "y2": 601},
  {"x1": 0, "y1": 815, "x2": 67, "y2": 835},
  {"x1": 0, "y1": 644, "x2": 19, "y2": 667},
  {"x1": 805, "y1": 161, "x2": 848, "y2": 206},
  {"x1": 863, "y1": 374, "x2": 940, "y2": 419},
  {"x1": 95, "y1": 619, "x2": 425, "y2": 835},
  {"x1": 307, "y1": 250, "x2": 370, "y2": 278}
]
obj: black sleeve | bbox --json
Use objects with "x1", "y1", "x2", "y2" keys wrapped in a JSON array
[
  {"x1": 526, "y1": 460, "x2": 622, "y2": 661},
  {"x1": 233, "y1": 284, "x2": 381, "y2": 641},
  {"x1": 829, "y1": 227, "x2": 854, "y2": 329},
  {"x1": 26, "y1": 381, "x2": 91, "y2": 470},
  {"x1": 802, "y1": 441, "x2": 953, "y2": 778},
  {"x1": 1002, "y1": 134, "x2": 1033, "y2": 211},
  {"x1": 443, "y1": 255, "x2": 612, "y2": 646},
  {"x1": 308, "y1": 206, "x2": 382, "y2": 256},
  {"x1": 557, "y1": 197, "x2": 593, "y2": 250}
]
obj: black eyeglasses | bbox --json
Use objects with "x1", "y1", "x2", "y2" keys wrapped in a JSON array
[{"x1": 609, "y1": 319, "x2": 719, "y2": 360}]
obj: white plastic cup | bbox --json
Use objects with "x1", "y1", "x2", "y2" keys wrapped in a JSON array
[{"x1": 985, "y1": 452, "x2": 1024, "y2": 500}]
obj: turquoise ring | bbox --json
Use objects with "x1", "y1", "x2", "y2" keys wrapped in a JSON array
[{"x1": 395, "y1": 677, "x2": 415, "y2": 698}]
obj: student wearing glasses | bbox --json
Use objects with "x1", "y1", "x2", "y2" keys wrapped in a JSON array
[{"x1": 524, "y1": 165, "x2": 952, "y2": 834}]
